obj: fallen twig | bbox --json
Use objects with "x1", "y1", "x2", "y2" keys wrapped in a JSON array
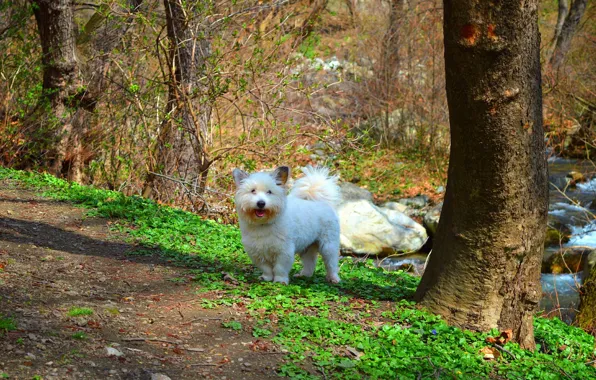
[
  {"x1": 122, "y1": 337, "x2": 180, "y2": 345},
  {"x1": 189, "y1": 317, "x2": 223, "y2": 323},
  {"x1": 494, "y1": 344, "x2": 517, "y2": 360}
]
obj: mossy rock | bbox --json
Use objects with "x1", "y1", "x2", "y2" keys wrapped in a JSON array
[
  {"x1": 542, "y1": 248, "x2": 593, "y2": 274},
  {"x1": 544, "y1": 223, "x2": 572, "y2": 247}
]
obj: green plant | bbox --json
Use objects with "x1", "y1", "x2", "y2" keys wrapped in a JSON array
[
  {"x1": 222, "y1": 321, "x2": 242, "y2": 331},
  {"x1": 71, "y1": 332, "x2": 88, "y2": 340},
  {"x1": 0, "y1": 316, "x2": 16, "y2": 334},
  {"x1": 67, "y1": 307, "x2": 94, "y2": 317}
]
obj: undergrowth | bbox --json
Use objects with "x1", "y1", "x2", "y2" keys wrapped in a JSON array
[{"x1": 1, "y1": 167, "x2": 595, "y2": 379}]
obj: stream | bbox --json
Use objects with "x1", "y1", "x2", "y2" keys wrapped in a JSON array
[{"x1": 378, "y1": 157, "x2": 596, "y2": 324}]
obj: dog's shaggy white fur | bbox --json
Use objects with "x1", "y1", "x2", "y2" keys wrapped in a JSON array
[{"x1": 233, "y1": 166, "x2": 341, "y2": 284}]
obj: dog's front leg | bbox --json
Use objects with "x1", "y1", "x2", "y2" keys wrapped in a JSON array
[
  {"x1": 272, "y1": 249, "x2": 295, "y2": 284},
  {"x1": 248, "y1": 255, "x2": 274, "y2": 281}
]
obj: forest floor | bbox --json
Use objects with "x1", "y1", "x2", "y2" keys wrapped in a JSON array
[
  {"x1": 0, "y1": 182, "x2": 284, "y2": 379},
  {"x1": 1, "y1": 169, "x2": 595, "y2": 380}
]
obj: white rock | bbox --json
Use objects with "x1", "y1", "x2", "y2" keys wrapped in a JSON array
[
  {"x1": 338, "y1": 200, "x2": 428, "y2": 255},
  {"x1": 105, "y1": 347, "x2": 124, "y2": 357}
]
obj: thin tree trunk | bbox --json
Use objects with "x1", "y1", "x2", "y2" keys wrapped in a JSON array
[
  {"x1": 379, "y1": 0, "x2": 405, "y2": 145},
  {"x1": 66, "y1": 0, "x2": 143, "y2": 182},
  {"x1": 143, "y1": 0, "x2": 211, "y2": 201},
  {"x1": 31, "y1": 0, "x2": 78, "y2": 175},
  {"x1": 550, "y1": 0, "x2": 587, "y2": 70},
  {"x1": 414, "y1": 0, "x2": 548, "y2": 350},
  {"x1": 554, "y1": 0, "x2": 569, "y2": 43}
]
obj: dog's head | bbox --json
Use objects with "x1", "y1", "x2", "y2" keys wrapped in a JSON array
[{"x1": 232, "y1": 166, "x2": 290, "y2": 224}]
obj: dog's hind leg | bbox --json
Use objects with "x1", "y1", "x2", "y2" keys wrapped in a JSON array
[
  {"x1": 295, "y1": 244, "x2": 319, "y2": 278},
  {"x1": 319, "y1": 240, "x2": 341, "y2": 283}
]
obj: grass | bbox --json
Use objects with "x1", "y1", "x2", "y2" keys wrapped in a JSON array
[
  {"x1": 67, "y1": 307, "x2": 94, "y2": 317},
  {"x1": 0, "y1": 315, "x2": 17, "y2": 334},
  {"x1": 71, "y1": 332, "x2": 88, "y2": 340},
  {"x1": 1, "y1": 167, "x2": 595, "y2": 378}
]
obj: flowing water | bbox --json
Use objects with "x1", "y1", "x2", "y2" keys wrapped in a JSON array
[{"x1": 378, "y1": 157, "x2": 596, "y2": 324}]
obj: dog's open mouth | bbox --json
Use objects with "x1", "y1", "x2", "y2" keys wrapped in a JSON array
[{"x1": 254, "y1": 209, "x2": 266, "y2": 218}]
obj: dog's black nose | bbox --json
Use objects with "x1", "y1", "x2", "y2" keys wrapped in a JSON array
[{"x1": 256, "y1": 200, "x2": 266, "y2": 209}]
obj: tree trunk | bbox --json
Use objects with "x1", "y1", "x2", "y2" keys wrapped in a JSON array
[
  {"x1": 414, "y1": 0, "x2": 548, "y2": 351},
  {"x1": 550, "y1": 0, "x2": 587, "y2": 70},
  {"x1": 553, "y1": 0, "x2": 569, "y2": 44},
  {"x1": 65, "y1": 0, "x2": 143, "y2": 182},
  {"x1": 31, "y1": 0, "x2": 78, "y2": 175},
  {"x1": 378, "y1": 0, "x2": 406, "y2": 145},
  {"x1": 577, "y1": 258, "x2": 596, "y2": 335},
  {"x1": 143, "y1": 0, "x2": 211, "y2": 202}
]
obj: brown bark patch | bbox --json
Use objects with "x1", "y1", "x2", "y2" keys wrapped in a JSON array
[
  {"x1": 487, "y1": 24, "x2": 498, "y2": 41},
  {"x1": 460, "y1": 24, "x2": 479, "y2": 45}
]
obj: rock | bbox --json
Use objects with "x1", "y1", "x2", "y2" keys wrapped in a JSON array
[
  {"x1": 382, "y1": 201, "x2": 410, "y2": 214},
  {"x1": 544, "y1": 221, "x2": 572, "y2": 247},
  {"x1": 338, "y1": 200, "x2": 428, "y2": 255},
  {"x1": 151, "y1": 374, "x2": 172, "y2": 380},
  {"x1": 398, "y1": 195, "x2": 430, "y2": 209},
  {"x1": 583, "y1": 250, "x2": 596, "y2": 280},
  {"x1": 423, "y1": 202, "x2": 443, "y2": 236},
  {"x1": 589, "y1": 197, "x2": 596, "y2": 211},
  {"x1": 566, "y1": 171, "x2": 585, "y2": 186},
  {"x1": 542, "y1": 248, "x2": 593, "y2": 274},
  {"x1": 339, "y1": 182, "x2": 373, "y2": 203},
  {"x1": 311, "y1": 142, "x2": 326, "y2": 150},
  {"x1": 105, "y1": 347, "x2": 124, "y2": 357},
  {"x1": 435, "y1": 186, "x2": 445, "y2": 194}
]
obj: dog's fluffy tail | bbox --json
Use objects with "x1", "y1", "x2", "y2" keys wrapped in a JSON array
[{"x1": 290, "y1": 166, "x2": 341, "y2": 207}]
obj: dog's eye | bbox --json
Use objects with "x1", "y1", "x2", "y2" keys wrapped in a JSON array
[
  {"x1": 267, "y1": 190, "x2": 272, "y2": 194},
  {"x1": 251, "y1": 189, "x2": 256, "y2": 194}
]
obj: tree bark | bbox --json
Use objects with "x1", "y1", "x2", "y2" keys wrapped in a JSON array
[
  {"x1": 143, "y1": 0, "x2": 211, "y2": 202},
  {"x1": 577, "y1": 259, "x2": 596, "y2": 335},
  {"x1": 378, "y1": 0, "x2": 406, "y2": 145},
  {"x1": 414, "y1": 0, "x2": 548, "y2": 351},
  {"x1": 31, "y1": 0, "x2": 78, "y2": 175},
  {"x1": 65, "y1": 0, "x2": 143, "y2": 183},
  {"x1": 550, "y1": 0, "x2": 587, "y2": 70},
  {"x1": 553, "y1": 0, "x2": 569, "y2": 44}
]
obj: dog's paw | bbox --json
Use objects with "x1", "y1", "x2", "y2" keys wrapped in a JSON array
[
  {"x1": 259, "y1": 274, "x2": 274, "y2": 282},
  {"x1": 326, "y1": 274, "x2": 341, "y2": 284},
  {"x1": 293, "y1": 272, "x2": 313, "y2": 278},
  {"x1": 273, "y1": 277, "x2": 289, "y2": 285}
]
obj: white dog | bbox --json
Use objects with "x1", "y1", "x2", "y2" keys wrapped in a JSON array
[{"x1": 233, "y1": 166, "x2": 341, "y2": 284}]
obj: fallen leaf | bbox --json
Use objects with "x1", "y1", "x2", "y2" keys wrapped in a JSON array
[{"x1": 479, "y1": 346, "x2": 500, "y2": 361}]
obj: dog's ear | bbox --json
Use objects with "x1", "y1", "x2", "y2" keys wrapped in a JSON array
[
  {"x1": 233, "y1": 169, "x2": 249, "y2": 186},
  {"x1": 271, "y1": 166, "x2": 290, "y2": 186}
]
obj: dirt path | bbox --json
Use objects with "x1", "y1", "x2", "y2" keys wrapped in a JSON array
[{"x1": 0, "y1": 182, "x2": 284, "y2": 379}]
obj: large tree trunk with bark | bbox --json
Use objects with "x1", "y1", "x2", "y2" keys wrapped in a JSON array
[
  {"x1": 550, "y1": 0, "x2": 587, "y2": 70},
  {"x1": 31, "y1": 0, "x2": 78, "y2": 175},
  {"x1": 143, "y1": 0, "x2": 211, "y2": 203},
  {"x1": 414, "y1": 0, "x2": 548, "y2": 350}
]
